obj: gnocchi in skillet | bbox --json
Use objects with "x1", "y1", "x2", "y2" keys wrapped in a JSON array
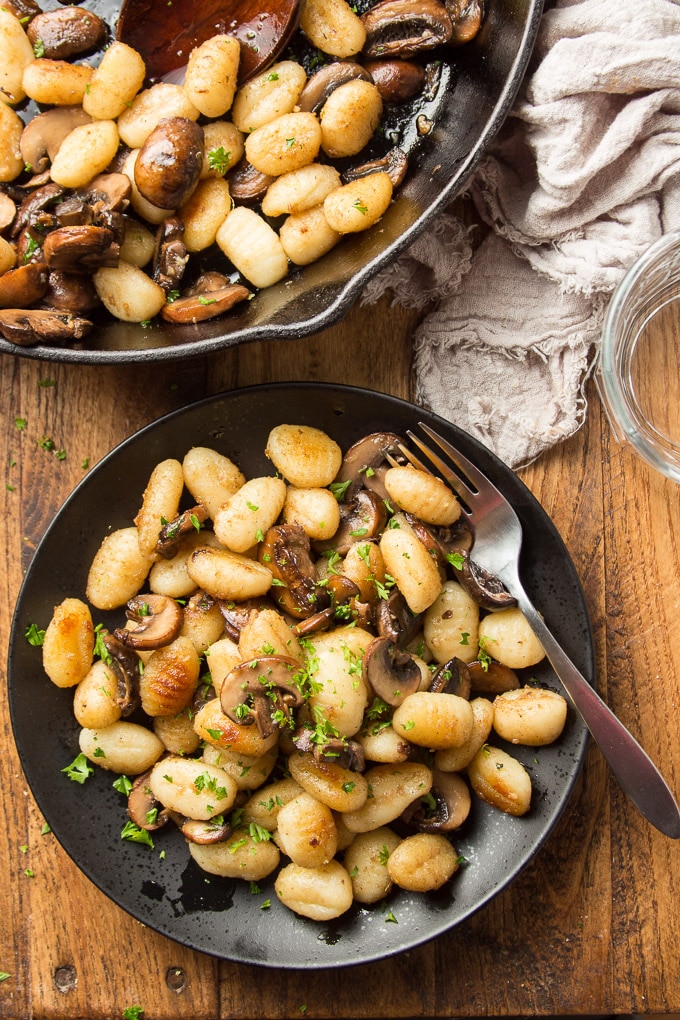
[{"x1": 39, "y1": 424, "x2": 567, "y2": 921}]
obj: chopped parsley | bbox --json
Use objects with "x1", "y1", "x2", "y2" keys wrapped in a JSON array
[{"x1": 62, "y1": 753, "x2": 93, "y2": 785}]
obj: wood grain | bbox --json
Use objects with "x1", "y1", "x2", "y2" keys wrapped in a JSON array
[{"x1": 1, "y1": 290, "x2": 679, "y2": 1019}]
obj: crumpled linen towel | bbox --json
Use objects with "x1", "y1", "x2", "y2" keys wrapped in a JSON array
[{"x1": 363, "y1": 0, "x2": 680, "y2": 468}]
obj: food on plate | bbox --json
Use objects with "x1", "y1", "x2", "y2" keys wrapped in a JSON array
[
  {"x1": 36, "y1": 423, "x2": 567, "y2": 921},
  {"x1": 0, "y1": 0, "x2": 485, "y2": 345}
]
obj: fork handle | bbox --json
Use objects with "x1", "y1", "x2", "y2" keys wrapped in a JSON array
[{"x1": 514, "y1": 592, "x2": 680, "y2": 839}]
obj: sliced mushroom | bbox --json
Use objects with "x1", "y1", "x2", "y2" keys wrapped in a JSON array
[
  {"x1": 444, "y1": 0, "x2": 484, "y2": 44},
  {"x1": 452, "y1": 551, "x2": 517, "y2": 610},
  {"x1": 0, "y1": 263, "x2": 49, "y2": 309},
  {"x1": 428, "y1": 656, "x2": 471, "y2": 698},
  {"x1": 362, "y1": 0, "x2": 453, "y2": 60},
  {"x1": 364, "y1": 635, "x2": 422, "y2": 706},
  {"x1": 161, "y1": 282, "x2": 250, "y2": 324},
  {"x1": 42, "y1": 270, "x2": 100, "y2": 314},
  {"x1": 27, "y1": 8, "x2": 108, "y2": 60},
  {"x1": 292, "y1": 606, "x2": 335, "y2": 637},
  {"x1": 342, "y1": 147, "x2": 409, "y2": 188},
  {"x1": 102, "y1": 630, "x2": 142, "y2": 715},
  {"x1": 298, "y1": 61, "x2": 374, "y2": 114},
  {"x1": 152, "y1": 216, "x2": 188, "y2": 293},
  {"x1": 375, "y1": 589, "x2": 422, "y2": 646},
  {"x1": 113, "y1": 594, "x2": 184, "y2": 651},
  {"x1": 20, "y1": 106, "x2": 93, "y2": 176},
  {"x1": 11, "y1": 183, "x2": 65, "y2": 239},
  {"x1": 0, "y1": 308, "x2": 92, "y2": 346},
  {"x1": 43, "y1": 225, "x2": 118, "y2": 272},
  {"x1": 219, "y1": 654, "x2": 305, "y2": 737},
  {"x1": 1, "y1": 0, "x2": 41, "y2": 23},
  {"x1": 259, "y1": 524, "x2": 331, "y2": 619},
  {"x1": 467, "y1": 660, "x2": 520, "y2": 694},
  {"x1": 182, "y1": 816, "x2": 232, "y2": 844},
  {"x1": 81, "y1": 173, "x2": 132, "y2": 215},
  {"x1": 217, "y1": 597, "x2": 269, "y2": 641},
  {"x1": 315, "y1": 488, "x2": 387, "y2": 558},
  {"x1": 128, "y1": 770, "x2": 171, "y2": 831},
  {"x1": 155, "y1": 505, "x2": 209, "y2": 558},
  {"x1": 362, "y1": 59, "x2": 426, "y2": 103},
  {"x1": 314, "y1": 737, "x2": 366, "y2": 771},
  {"x1": 135, "y1": 118, "x2": 204, "y2": 210},
  {"x1": 226, "y1": 158, "x2": 274, "y2": 204},
  {"x1": 334, "y1": 431, "x2": 406, "y2": 501},
  {"x1": 402, "y1": 769, "x2": 471, "y2": 832}
]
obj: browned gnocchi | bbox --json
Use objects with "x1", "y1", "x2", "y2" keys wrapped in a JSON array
[{"x1": 38, "y1": 423, "x2": 567, "y2": 923}]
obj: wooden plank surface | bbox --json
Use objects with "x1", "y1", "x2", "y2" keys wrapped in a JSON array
[{"x1": 1, "y1": 293, "x2": 679, "y2": 1019}]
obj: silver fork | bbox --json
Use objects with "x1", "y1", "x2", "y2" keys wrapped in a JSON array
[{"x1": 406, "y1": 422, "x2": 680, "y2": 839}]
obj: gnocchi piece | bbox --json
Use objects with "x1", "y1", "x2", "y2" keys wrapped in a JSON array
[
  {"x1": 323, "y1": 172, "x2": 393, "y2": 233},
  {"x1": 79, "y1": 721, "x2": 164, "y2": 774},
  {"x1": 180, "y1": 177, "x2": 232, "y2": 253},
  {"x1": 180, "y1": 594, "x2": 225, "y2": 655},
  {"x1": 384, "y1": 465, "x2": 461, "y2": 526},
  {"x1": 379, "y1": 517, "x2": 442, "y2": 614},
  {"x1": 42, "y1": 597, "x2": 94, "y2": 689},
  {"x1": 149, "y1": 530, "x2": 221, "y2": 599},
  {"x1": 275, "y1": 860, "x2": 353, "y2": 921},
  {"x1": 193, "y1": 696, "x2": 279, "y2": 757},
  {"x1": 423, "y1": 579, "x2": 480, "y2": 665},
  {"x1": 0, "y1": 9, "x2": 35, "y2": 105},
  {"x1": 203, "y1": 635, "x2": 242, "y2": 695},
  {"x1": 0, "y1": 237, "x2": 16, "y2": 275},
  {"x1": 288, "y1": 751, "x2": 369, "y2": 813},
  {"x1": 94, "y1": 260, "x2": 167, "y2": 323},
  {"x1": 341, "y1": 762, "x2": 433, "y2": 833},
  {"x1": 117, "y1": 83, "x2": 199, "y2": 149},
  {"x1": 265, "y1": 425, "x2": 343, "y2": 488},
  {"x1": 392, "y1": 691, "x2": 474, "y2": 750},
  {"x1": 119, "y1": 217, "x2": 156, "y2": 268},
  {"x1": 187, "y1": 545, "x2": 273, "y2": 601},
  {"x1": 182, "y1": 446, "x2": 246, "y2": 520},
  {"x1": 82, "y1": 41, "x2": 146, "y2": 119},
  {"x1": 49, "y1": 120, "x2": 119, "y2": 189},
  {"x1": 357, "y1": 723, "x2": 411, "y2": 764},
  {"x1": 435, "y1": 696, "x2": 495, "y2": 772},
  {"x1": 478, "y1": 607, "x2": 546, "y2": 669},
  {"x1": 215, "y1": 207, "x2": 288, "y2": 289},
  {"x1": 387, "y1": 833, "x2": 461, "y2": 892},
  {"x1": 202, "y1": 744, "x2": 278, "y2": 791},
  {"x1": 467, "y1": 745, "x2": 532, "y2": 816},
  {"x1": 183, "y1": 34, "x2": 240, "y2": 118},
  {"x1": 153, "y1": 707, "x2": 202, "y2": 756},
  {"x1": 275, "y1": 791, "x2": 338, "y2": 867},
  {"x1": 320, "y1": 79, "x2": 383, "y2": 158},
  {"x1": 492, "y1": 686, "x2": 568, "y2": 746},
  {"x1": 237, "y1": 608, "x2": 303, "y2": 663},
  {"x1": 281, "y1": 486, "x2": 340, "y2": 541},
  {"x1": 149, "y1": 756, "x2": 237, "y2": 820},
  {"x1": 300, "y1": 0, "x2": 367, "y2": 57},
  {"x1": 305, "y1": 627, "x2": 372, "y2": 737},
  {"x1": 343, "y1": 827, "x2": 402, "y2": 904},
  {"x1": 201, "y1": 120, "x2": 245, "y2": 178},
  {"x1": 139, "y1": 636, "x2": 200, "y2": 717},
  {"x1": 261, "y1": 164, "x2": 342, "y2": 217},
  {"x1": 22, "y1": 59, "x2": 93, "y2": 106},
  {"x1": 279, "y1": 205, "x2": 341, "y2": 266},
  {"x1": 73, "y1": 660, "x2": 121, "y2": 729},
  {"x1": 342, "y1": 540, "x2": 386, "y2": 603},
  {"x1": 189, "y1": 831, "x2": 280, "y2": 881},
  {"x1": 0, "y1": 102, "x2": 24, "y2": 182},
  {"x1": 231, "y1": 60, "x2": 308, "y2": 133},
  {"x1": 213, "y1": 476, "x2": 287, "y2": 553},
  {"x1": 244, "y1": 112, "x2": 322, "y2": 176},
  {"x1": 240, "y1": 776, "x2": 304, "y2": 830},
  {"x1": 86, "y1": 527, "x2": 151, "y2": 610},
  {"x1": 134, "y1": 458, "x2": 185, "y2": 560}
]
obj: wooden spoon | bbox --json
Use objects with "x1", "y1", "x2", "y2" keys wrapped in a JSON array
[{"x1": 116, "y1": 0, "x2": 301, "y2": 83}]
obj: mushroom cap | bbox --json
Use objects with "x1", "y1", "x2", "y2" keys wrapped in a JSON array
[
  {"x1": 114, "y1": 594, "x2": 184, "y2": 651},
  {"x1": 219, "y1": 654, "x2": 305, "y2": 736},
  {"x1": 364, "y1": 635, "x2": 422, "y2": 707},
  {"x1": 453, "y1": 551, "x2": 517, "y2": 611},
  {"x1": 128, "y1": 769, "x2": 171, "y2": 831},
  {"x1": 402, "y1": 769, "x2": 471, "y2": 832},
  {"x1": 259, "y1": 523, "x2": 330, "y2": 619},
  {"x1": 428, "y1": 656, "x2": 471, "y2": 699}
]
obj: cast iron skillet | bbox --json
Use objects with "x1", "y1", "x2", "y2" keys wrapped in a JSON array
[
  {"x1": 0, "y1": 0, "x2": 544, "y2": 363},
  {"x1": 8, "y1": 383, "x2": 592, "y2": 967}
]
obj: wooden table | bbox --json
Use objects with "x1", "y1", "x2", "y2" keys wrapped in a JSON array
[{"x1": 1, "y1": 279, "x2": 679, "y2": 1019}]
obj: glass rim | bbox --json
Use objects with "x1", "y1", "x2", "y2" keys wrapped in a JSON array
[{"x1": 599, "y1": 228, "x2": 680, "y2": 483}]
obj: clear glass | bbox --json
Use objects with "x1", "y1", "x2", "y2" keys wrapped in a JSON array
[{"x1": 597, "y1": 229, "x2": 680, "y2": 483}]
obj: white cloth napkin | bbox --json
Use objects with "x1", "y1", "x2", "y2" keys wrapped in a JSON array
[{"x1": 363, "y1": 0, "x2": 680, "y2": 468}]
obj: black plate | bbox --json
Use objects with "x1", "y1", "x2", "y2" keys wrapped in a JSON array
[
  {"x1": 0, "y1": 0, "x2": 544, "y2": 364},
  {"x1": 8, "y1": 384, "x2": 592, "y2": 967}
]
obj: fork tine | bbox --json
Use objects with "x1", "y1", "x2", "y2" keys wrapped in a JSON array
[
  {"x1": 405, "y1": 429, "x2": 477, "y2": 507},
  {"x1": 413, "y1": 422, "x2": 503, "y2": 499},
  {"x1": 394, "y1": 442, "x2": 432, "y2": 476}
]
